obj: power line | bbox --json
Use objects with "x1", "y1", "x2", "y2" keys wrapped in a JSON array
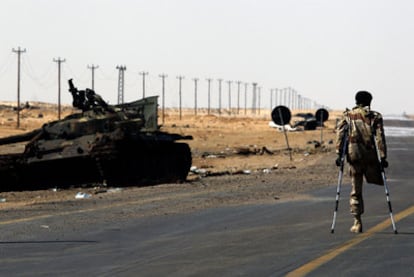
[
  {"x1": 0, "y1": 53, "x2": 14, "y2": 78},
  {"x1": 2, "y1": 50, "x2": 331, "y2": 115},
  {"x1": 65, "y1": 61, "x2": 89, "y2": 84},
  {"x1": 12, "y1": 47, "x2": 26, "y2": 128},
  {"x1": 96, "y1": 67, "x2": 117, "y2": 81},
  {"x1": 53, "y1": 57, "x2": 66, "y2": 120},
  {"x1": 22, "y1": 57, "x2": 56, "y2": 89}
]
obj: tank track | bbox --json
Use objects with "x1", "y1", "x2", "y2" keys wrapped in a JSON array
[{"x1": 0, "y1": 142, "x2": 192, "y2": 191}]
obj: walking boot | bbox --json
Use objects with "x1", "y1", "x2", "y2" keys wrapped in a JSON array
[{"x1": 350, "y1": 215, "x2": 362, "y2": 233}]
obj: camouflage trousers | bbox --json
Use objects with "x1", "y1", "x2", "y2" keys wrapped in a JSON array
[{"x1": 349, "y1": 161, "x2": 383, "y2": 216}]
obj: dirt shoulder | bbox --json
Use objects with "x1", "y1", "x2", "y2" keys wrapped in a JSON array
[{"x1": 0, "y1": 150, "x2": 340, "y2": 221}]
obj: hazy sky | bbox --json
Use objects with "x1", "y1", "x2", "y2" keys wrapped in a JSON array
[{"x1": 1, "y1": 0, "x2": 413, "y2": 115}]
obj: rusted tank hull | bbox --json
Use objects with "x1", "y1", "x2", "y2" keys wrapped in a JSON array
[{"x1": 0, "y1": 141, "x2": 191, "y2": 191}]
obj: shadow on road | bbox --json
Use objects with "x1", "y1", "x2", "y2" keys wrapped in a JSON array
[{"x1": 0, "y1": 240, "x2": 98, "y2": 244}]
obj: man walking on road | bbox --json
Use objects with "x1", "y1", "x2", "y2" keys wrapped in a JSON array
[{"x1": 335, "y1": 91, "x2": 388, "y2": 233}]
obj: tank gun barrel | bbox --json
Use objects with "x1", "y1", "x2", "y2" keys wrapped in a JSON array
[
  {"x1": 0, "y1": 129, "x2": 42, "y2": 145},
  {"x1": 68, "y1": 78, "x2": 76, "y2": 94}
]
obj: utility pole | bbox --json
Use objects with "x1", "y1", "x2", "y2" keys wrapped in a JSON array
[
  {"x1": 270, "y1": 89, "x2": 273, "y2": 112},
  {"x1": 193, "y1": 78, "x2": 198, "y2": 115},
  {"x1": 177, "y1": 76, "x2": 185, "y2": 120},
  {"x1": 244, "y1": 82, "x2": 248, "y2": 115},
  {"x1": 206, "y1": 78, "x2": 212, "y2": 115},
  {"x1": 116, "y1": 65, "x2": 126, "y2": 104},
  {"x1": 227, "y1": 80, "x2": 232, "y2": 115},
  {"x1": 258, "y1": 86, "x2": 261, "y2": 115},
  {"x1": 12, "y1": 47, "x2": 26, "y2": 128},
  {"x1": 274, "y1": 88, "x2": 278, "y2": 107},
  {"x1": 139, "y1": 71, "x2": 149, "y2": 98},
  {"x1": 53, "y1": 57, "x2": 66, "y2": 120},
  {"x1": 159, "y1": 74, "x2": 167, "y2": 124},
  {"x1": 292, "y1": 89, "x2": 297, "y2": 110},
  {"x1": 283, "y1": 87, "x2": 288, "y2": 106},
  {"x1": 236, "y1": 81, "x2": 241, "y2": 114},
  {"x1": 87, "y1": 64, "x2": 99, "y2": 91},
  {"x1": 252, "y1": 82, "x2": 257, "y2": 114},
  {"x1": 217, "y1": 78, "x2": 223, "y2": 115}
]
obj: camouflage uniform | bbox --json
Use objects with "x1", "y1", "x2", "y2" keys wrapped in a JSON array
[{"x1": 336, "y1": 105, "x2": 387, "y2": 216}]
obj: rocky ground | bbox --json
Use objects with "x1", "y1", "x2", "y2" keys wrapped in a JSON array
[{"x1": 0, "y1": 103, "x2": 347, "y2": 218}]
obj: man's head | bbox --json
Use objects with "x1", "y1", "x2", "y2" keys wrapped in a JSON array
[{"x1": 355, "y1": 91, "x2": 372, "y2": 106}]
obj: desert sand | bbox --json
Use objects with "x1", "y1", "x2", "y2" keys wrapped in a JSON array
[{"x1": 0, "y1": 102, "x2": 343, "y2": 216}]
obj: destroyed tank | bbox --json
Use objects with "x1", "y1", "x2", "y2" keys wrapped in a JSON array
[{"x1": 0, "y1": 79, "x2": 192, "y2": 191}]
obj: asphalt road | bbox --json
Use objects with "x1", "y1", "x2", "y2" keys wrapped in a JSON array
[{"x1": 1, "y1": 136, "x2": 414, "y2": 276}]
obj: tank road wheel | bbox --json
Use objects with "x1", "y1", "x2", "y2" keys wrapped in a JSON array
[
  {"x1": 94, "y1": 141, "x2": 192, "y2": 187},
  {"x1": 174, "y1": 143, "x2": 192, "y2": 182},
  {"x1": 150, "y1": 142, "x2": 192, "y2": 183}
]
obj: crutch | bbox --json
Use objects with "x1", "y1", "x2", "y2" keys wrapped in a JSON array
[
  {"x1": 373, "y1": 134, "x2": 398, "y2": 234},
  {"x1": 331, "y1": 126, "x2": 348, "y2": 233}
]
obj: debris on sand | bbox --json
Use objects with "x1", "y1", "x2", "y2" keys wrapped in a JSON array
[{"x1": 75, "y1": 192, "x2": 92, "y2": 199}]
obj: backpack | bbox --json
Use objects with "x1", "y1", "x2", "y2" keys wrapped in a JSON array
[{"x1": 346, "y1": 106, "x2": 377, "y2": 164}]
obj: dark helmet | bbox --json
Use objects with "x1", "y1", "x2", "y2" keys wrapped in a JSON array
[{"x1": 355, "y1": 91, "x2": 372, "y2": 106}]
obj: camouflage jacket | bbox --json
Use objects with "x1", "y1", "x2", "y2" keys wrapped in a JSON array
[{"x1": 336, "y1": 105, "x2": 387, "y2": 162}]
